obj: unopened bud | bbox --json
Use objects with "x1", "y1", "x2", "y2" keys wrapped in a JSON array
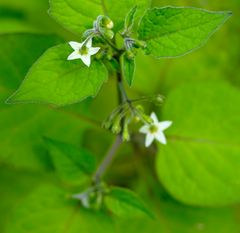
[
  {"x1": 133, "y1": 116, "x2": 140, "y2": 123},
  {"x1": 100, "y1": 28, "x2": 114, "y2": 40},
  {"x1": 154, "y1": 94, "x2": 164, "y2": 105},
  {"x1": 123, "y1": 121, "x2": 130, "y2": 141},
  {"x1": 112, "y1": 116, "x2": 121, "y2": 134},
  {"x1": 102, "y1": 120, "x2": 112, "y2": 130},
  {"x1": 101, "y1": 16, "x2": 114, "y2": 29}
]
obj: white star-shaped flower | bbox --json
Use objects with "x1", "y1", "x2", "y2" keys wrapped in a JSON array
[
  {"x1": 139, "y1": 112, "x2": 172, "y2": 147},
  {"x1": 67, "y1": 38, "x2": 100, "y2": 67}
]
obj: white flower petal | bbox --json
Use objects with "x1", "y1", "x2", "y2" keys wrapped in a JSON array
[
  {"x1": 86, "y1": 38, "x2": 92, "y2": 48},
  {"x1": 67, "y1": 51, "x2": 81, "y2": 60},
  {"x1": 150, "y1": 112, "x2": 159, "y2": 124},
  {"x1": 69, "y1": 41, "x2": 82, "y2": 50},
  {"x1": 155, "y1": 131, "x2": 167, "y2": 145},
  {"x1": 139, "y1": 125, "x2": 149, "y2": 134},
  {"x1": 158, "y1": 121, "x2": 172, "y2": 131},
  {"x1": 145, "y1": 133, "x2": 154, "y2": 147},
  {"x1": 88, "y1": 47, "x2": 100, "y2": 55},
  {"x1": 80, "y1": 54, "x2": 91, "y2": 67}
]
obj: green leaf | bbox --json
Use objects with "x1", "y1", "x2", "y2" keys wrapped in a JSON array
[
  {"x1": 0, "y1": 166, "x2": 44, "y2": 232},
  {"x1": 123, "y1": 5, "x2": 138, "y2": 34},
  {"x1": 7, "y1": 43, "x2": 108, "y2": 106},
  {"x1": 121, "y1": 54, "x2": 135, "y2": 86},
  {"x1": 104, "y1": 187, "x2": 153, "y2": 218},
  {"x1": 44, "y1": 137, "x2": 96, "y2": 184},
  {"x1": 0, "y1": 34, "x2": 95, "y2": 170},
  {"x1": 5, "y1": 185, "x2": 115, "y2": 233},
  {"x1": 157, "y1": 81, "x2": 240, "y2": 206},
  {"x1": 138, "y1": 7, "x2": 232, "y2": 58},
  {"x1": 0, "y1": 34, "x2": 62, "y2": 90},
  {"x1": 49, "y1": 0, "x2": 150, "y2": 35}
]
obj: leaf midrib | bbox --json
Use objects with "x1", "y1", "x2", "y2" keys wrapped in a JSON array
[{"x1": 169, "y1": 134, "x2": 240, "y2": 148}]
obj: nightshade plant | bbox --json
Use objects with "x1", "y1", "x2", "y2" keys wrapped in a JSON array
[{"x1": 5, "y1": 0, "x2": 233, "y2": 219}]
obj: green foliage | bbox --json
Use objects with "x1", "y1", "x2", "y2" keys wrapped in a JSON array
[
  {"x1": 0, "y1": 0, "x2": 239, "y2": 232},
  {"x1": 121, "y1": 54, "x2": 135, "y2": 86},
  {"x1": 123, "y1": 5, "x2": 138, "y2": 35},
  {"x1": 138, "y1": 7, "x2": 232, "y2": 58},
  {"x1": 0, "y1": 34, "x2": 92, "y2": 170},
  {"x1": 157, "y1": 81, "x2": 240, "y2": 206},
  {"x1": 44, "y1": 137, "x2": 96, "y2": 185},
  {"x1": 7, "y1": 44, "x2": 108, "y2": 106},
  {"x1": 49, "y1": 0, "x2": 150, "y2": 35},
  {"x1": 104, "y1": 187, "x2": 153, "y2": 218},
  {"x1": 5, "y1": 185, "x2": 115, "y2": 233}
]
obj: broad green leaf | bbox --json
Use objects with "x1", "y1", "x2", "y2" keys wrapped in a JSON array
[
  {"x1": 5, "y1": 185, "x2": 114, "y2": 233},
  {"x1": 0, "y1": 34, "x2": 62, "y2": 90},
  {"x1": 49, "y1": 0, "x2": 150, "y2": 35},
  {"x1": 104, "y1": 187, "x2": 153, "y2": 218},
  {"x1": 0, "y1": 166, "x2": 44, "y2": 232},
  {"x1": 0, "y1": 34, "x2": 96, "y2": 170},
  {"x1": 44, "y1": 137, "x2": 96, "y2": 184},
  {"x1": 0, "y1": 19, "x2": 39, "y2": 34},
  {"x1": 156, "y1": 81, "x2": 240, "y2": 206},
  {"x1": 138, "y1": 7, "x2": 232, "y2": 58},
  {"x1": 121, "y1": 54, "x2": 135, "y2": 86},
  {"x1": 7, "y1": 43, "x2": 108, "y2": 106},
  {"x1": 0, "y1": 7, "x2": 39, "y2": 34}
]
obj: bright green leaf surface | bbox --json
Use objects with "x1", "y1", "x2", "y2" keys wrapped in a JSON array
[
  {"x1": 0, "y1": 167, "x2": 44, "y2": 232},
  {"x1": 4, "y1": 182, "x2": 239, "y2": 233},
  {"x1": 138, "y1": 7, "x2": 232, "y2": 58},
  {"x1": 104, "y1": 187, "x2": 153, "y2": 218},
  {"x1": 44, "y1": 137, "x2": 96, "y2": 185},
  {"x1": 5, "y1": 185, "x2": 115, "y2": 233},
  {"x1": 49, "y1": 0, "x2": 150, "y2": 35},
  {"x1": 122, "y1": 54, "x2": 135, "y2": 86},
  {"x1": 0, "y1": 34, "x2": 61, "y2": 90},
  {"x1": 157, "y1": 81, "x2": 240, "y2": 206},
  {"x1": 0, "y1": 34, "x2": 95, "y2": 170},
  {"x1": 7, "y1": 43, "x2": 108, "y2": 106}
]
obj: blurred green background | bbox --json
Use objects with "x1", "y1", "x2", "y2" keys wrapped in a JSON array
[{"x1": 0, "y1": 0, "x2": 239, "y2": 232}]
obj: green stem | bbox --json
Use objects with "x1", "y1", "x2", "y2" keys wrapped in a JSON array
[
  {"x1": 92, "y1": 54, "x2": 126, "y2": 185},
  {"x1": 92, "y1": 135, "x2": 122, "y2": 184}
]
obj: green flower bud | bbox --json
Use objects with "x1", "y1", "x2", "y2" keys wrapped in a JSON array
[
  {"x1": 154, "y1": 94, "x2": 164, "y2": 105},
  {"x1": 100, "y1": 28, "x2": 114, "y2": 40},
  {"x1": 112, "y1": 116, "x2": 122, "y2": 134},
  {"x1": 123, "y1": 121, "x2": 130, "y2": 141},
  {"x1": 102, "y1": 120, "x2": 112, "y2": 130},
  {"x1": 102, "y1": 17, "x2": 114, "y2": 29},
  {"x1": 133, "y1": 116, "x2": 140, "y2": 123}
]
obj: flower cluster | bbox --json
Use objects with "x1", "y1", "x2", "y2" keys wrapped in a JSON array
[{"x1": 67, "y1": 15, "x2": 173, "y2": 148}]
